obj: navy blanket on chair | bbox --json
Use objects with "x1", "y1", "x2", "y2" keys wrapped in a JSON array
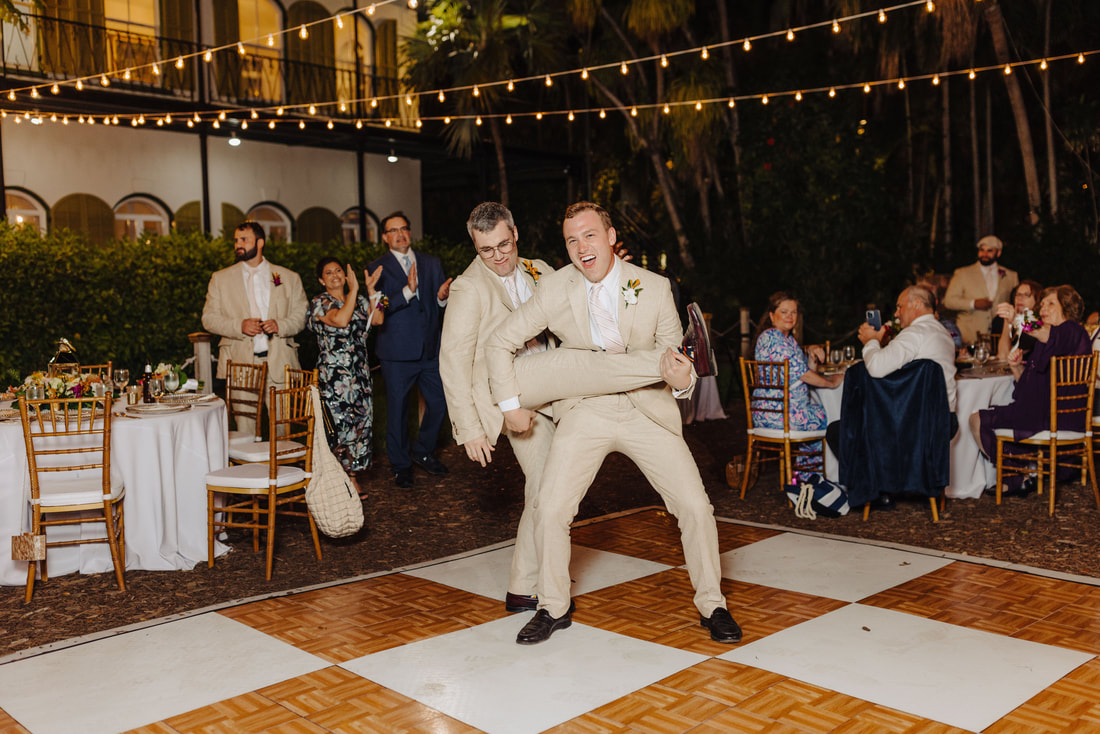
[{"x1": 836, "y1": 360, "x2": 951, "y2": 507}]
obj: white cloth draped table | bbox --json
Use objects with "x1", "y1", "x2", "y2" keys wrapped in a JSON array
[{"x1": 0, "y1": 400, "x2": 230, "y2": 585}]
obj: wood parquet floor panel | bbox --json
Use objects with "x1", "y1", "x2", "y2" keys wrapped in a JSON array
[{"x1": 5, "y1": 511, "x2": 1100, "y2": 733}]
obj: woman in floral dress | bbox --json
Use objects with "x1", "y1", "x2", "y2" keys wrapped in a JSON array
[
  {"x1": 308, "y1": 257, "x2": 384, "y2": 493},
  {"x1": 751, "y1": 292, "x2": 843, "y2": 481}
]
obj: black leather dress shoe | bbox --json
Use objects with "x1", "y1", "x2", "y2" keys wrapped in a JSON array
[
  {"x1": 516, "y1": 609, "x2": 572, "y2": 645},
  {"x1": 412, "y1": 454, "x2": 448, "y2": 475},
  {"x1": 870, "y1": 494, "x2": 896, "y2": 511},
  {"x1": 505, "y1": 593, "x2": 538, "y2": 613},
  {"x1": 700, "y1": 607, "x2": 742, "y2": 644},
  {"x1": 393, "y1": 468, "x2": 413, "y2": 488}
]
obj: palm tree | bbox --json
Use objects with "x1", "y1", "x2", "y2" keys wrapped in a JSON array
[{"x1": 403, "y1": 0, "x2": 562, "y2": 206}]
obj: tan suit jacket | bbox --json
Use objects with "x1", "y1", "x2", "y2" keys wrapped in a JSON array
[
  {"x1": 201, "y1": 261, "x2": 308, "y2": 381},
  {"x1": 440, "y1": 257, "x2": 553, "y2": 446},
  {"x1": 943, "y1": 261, "x2": 1018, "y2": 343},
  {"x1": 486, "y1": 260, "x2": 691, "y2": 435}
]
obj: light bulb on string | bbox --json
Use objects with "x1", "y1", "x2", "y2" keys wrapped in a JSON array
[
  {"x1": 175, "y1": 56, "x2": 184, "y2": 69},
  {"x1": 786, "y1": 28, "x2": 795, "y2": 41},
  {"x1": 620, "y1": 62, "x2": 628, "y2": 75},
  {"x1": 437, "y1": 90, "x2": 445, "y2": 102},
  {"x1": 863, "y1": 83, "x2": 871, "y2": 93},
  {"x1": 155, "y1": 116, "x2": 164, "y2": 126},
  {"x1": 237, "y1": 42, "x2": 245, "y2": 55},
  {"x1": 631, "y1": 106, "x2": 638, "y2": 116},
  {"x1": 795, "y1": 91, "x2": 802, "y2": 101},
  {"x1": 600, "y1": 108, "x2": 607, "y2": 118},
  {"x1": 507, "y1": 79, "x2": 514, "y2": 91},
  {"x1": 546, "y1": 74, "x2": 554, "y2": 86},
  {"x1": 327, "y1": 119, "x2": 334, "y2": 129},
  {"x1": 335, "y1": 15, "x2": 343, "y2": 29},
  {"x1": 62, "y1": 116, "x2": 68, "y2": 125},
  {"x1": 138, "y1": 114, "x2": 145, "y2": 124},
  {"x1": 472, "y1": 85, "x2": 480, "y2": 97},
  {"x1": 219, "y1": 110, "x2": 227, "y2": 120},
  {"x1": 1004, "y1": 64, "x2": 1012, "y2": 75},
  {"x1": 356, "y1": 119, "x2": 363, "y2": 128},
  {"x1": 1078, "y1": 53, "x2": 1085, "y2": 64},
  {"x1": 581, "y1": 68, "x2": 588, "y2": 80},
  {"x1": 193, "y1": 112, "x2": 201, "y2": 122},
  {"x1": 269, "y1": 120, "x2": 276, "y2": 129},
  {"x1": 506, "y1": 114, "x2": 512, "y2": 124},
  {"x1": 926, "y1": 1, "x2": 934, "y2": 11},
  {"x1": 131, "y1": 118, "x2": 138, "y2": 126},
  {"x1": 123, "y1": 68, "x2": 131, "y2": 80},
  {"x1": 78, "y1": 115, "x2": 84, "y2": 123},
  {"x1": 701, "y1": 46, "x2": 709, "y2": 60},
  {"x1": 535, "y1": 112, "x2": 542, "y2": 120},
  {"x1": 408, "y1": 0, "x2": 418, "y2": 7},
  {"x1": 165, "y1": 114, "x2": 172, "y2": 123},
  {"x1": 662, "y1": 104, "x2": 670, "y2": 114},
  {"x1": 308, "y1": 105, "x2": 316, "y2": 115},
  {"x1": 367, "y1": 3, "x2": 375, "y2": 14},
  {"x1": 832, "y1": 19, "x2": 840, "y2": 33},
  {"x1": 660, "y1": 55, "x2": 668, "y2": 67},
  {"x1": 30, "y1": 87, "x2": 39, "y2": 98},
  {"x1": 277, "y1": 107, "x2": 285, "y2": 115},
  {"x1": 241, "y1": 120, "x2": 248, "y2": 129},
  {"x1": 370, "y1": 98, "x2": 377, "y2": 108},
  {"x1": 50, "y1": 84, "x2": 59, "y2": 94},
  {"x1": 267, "y1": 34, "x2": 275, "y2": 46},
  {"x1": 100, "y1": 74, "x2": 109, "y2": 86},
  {"x1": 339, "y1": 102, "x2": 347, "y2": 112},
  {"x1": 728, "y1": 98, "x2": 735, "y2": 107},
  {"x1": 6, "y1": 90, "x2": 13, "y2": 101},
  {"x1": 898, "y1": 79, "x2": 905, "y2": 89},
  {"x1": 187, "y1": 119, "x2": 193, "y2": 127},
  {"x1": 299, "y1": 25, "x2": 308, "y2": 39},
  {"x1": 829, "y1": 87, "x2": 836, "y2": 97},
  {"x1": 878, "y1": 9, "x2": 886, "y2": 23},
  {"x1": 151, "y1": 63, "x2": 160, "y2": 76},
  {"x1": 50, "y1": 113, "x2": 56, "y2": 121},
  {"x1": 298, "y1": 120, "x2": 305, "y2": 129},
  {"x1": 213, "y1": 120, "x2": 220, "y2": 129},
  {"x1": 761, "y1": 95, "x2": 768, "y2": 105},
  {"x1": 968, "y1": 69, "x2": 976, "y2": 79},
  {"x1": 405, "y1": 94, "x2": 413, "y2": 105},
  {"x1": 1040, "y1": 59, "x2": 1048, "y2": 70},
  {"x1": 475, "y1": 116, "x2": 482, "y2": 126},
  {"x1": 694, "y1": 101, "x2": 701, "y2": 111},
  {"x1": 932, "y1": 74, "x2": 941, "y2": 85},
  {"x1": 203, "y1": 50, "x2": 212, "y2": 62},
  {"x1": 75, "y1": 80, "x2": 83, "y2": 90},
  {"x1": 385, "y1": 118, "x2": 391, "y2": 127},
  {"x1": 444, "y1": 116, "x2": 451, "y2": 124},
  {"x1": 568, "y1": 110, "x2": 575, "y2": 121},
  {"x1": 250, "y1": 110, "x2": 257, "y2": 119},
  {"x1": 742, "y1": 39, "x2": 751, "y2": 52}
]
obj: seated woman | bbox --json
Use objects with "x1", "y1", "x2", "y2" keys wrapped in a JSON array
[
  {"x1": 971, "y1": 285, "x2": 1092, "y2": 494},
  {"x1": 751, "y1": 292, "x2": 843, "y2": 482},
  {"x1": 308, "y1": 258, "x2": 385, "y2": 495},
  {"x1": 995, "y1": 280, "x2": 1043, "y2": 361}
]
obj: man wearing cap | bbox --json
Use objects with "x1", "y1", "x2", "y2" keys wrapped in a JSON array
[{"x1": 943, "y1": 235, "x2": 1019, "y2": 345}]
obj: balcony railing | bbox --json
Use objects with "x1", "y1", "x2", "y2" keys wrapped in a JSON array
[{"x1": 0, "y1": 12, "x2": 417, "y2": 129}]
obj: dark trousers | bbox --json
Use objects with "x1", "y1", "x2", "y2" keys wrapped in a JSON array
[{"x1": 380, "y1": 357, "x2": 447, "y2": 471}]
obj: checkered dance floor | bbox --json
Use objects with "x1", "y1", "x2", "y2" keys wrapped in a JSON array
[{"x1": 2, "y1": 508, "x2": 1100, "y2": 733}]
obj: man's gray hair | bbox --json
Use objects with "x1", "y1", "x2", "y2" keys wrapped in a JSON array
[
  {"x1": 906, "y1": 285, "x2": 936, "y2": 312},
  {"x1": 466, "y1": 202, "x2": 514, "y2": 239}
]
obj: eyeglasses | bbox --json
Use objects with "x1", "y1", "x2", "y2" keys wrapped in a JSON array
[
  {"x1": 477, "y1": 240, "x2": 516, "y2": 259},
  {"x1": 384, "y1": 225, "x2": 410, "y2": 235}
]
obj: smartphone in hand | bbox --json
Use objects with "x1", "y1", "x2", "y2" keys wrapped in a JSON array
[{"x1": 866, "y1": 309, "x2": 882, "y2": 330}]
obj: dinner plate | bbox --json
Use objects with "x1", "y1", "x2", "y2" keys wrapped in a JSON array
[
  {"x1": 0, "y1": 407, "x2": 19, "y2": 421},
  {"x1": 126, "y1": 403, "x2": 191, "y2": 415},
  {"x1": 157, "y1": 393, "x2": 219, "y2": 405}
]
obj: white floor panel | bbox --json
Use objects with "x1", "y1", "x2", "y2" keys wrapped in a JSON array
[
  {"x1": 341, "y1": 615, "x2": 707, "y2": 734},
  {"x1": 720, "y1": 532, "x2": 952, "y2": 602},
  {"x1": 721, "y1": 603, "x2": 1092, "y2": 732},
  {"x1": 405, "y1": 544, "x2": 672, "y2": 601},
  {"x1": 0, "y1": 613, "x2": 327, "y2": 734}
]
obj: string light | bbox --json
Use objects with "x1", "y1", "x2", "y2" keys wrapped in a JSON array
[
  {"x1": 75, "y1": 80, "x2": 83, "y2": 90},
  {"x1": 601, "y1": 108, "x2": 608, "y2": 117},
  {"x1": 415, "y1": 118, "x2": 423, "y2": 128},
  {"x1": 385, "y1": 118, "x2": 392, "y2": 127},
  {"x1": 269, "y1": 120, "x2": 276, "y2": 129},
  {"x1": 832, "y1": 19, "x2": 841, "y2": 33},
  {"x1": 795, "y1": 90, "x2": 802, "y2": 100},
  {"x1": 932, "y1": 74, "x2": 941, "y2": 85},
  {"x1": 472, "y1": 85, "x2": 480, "y2": 97},
  {"x1": 742, "y1": 39, "x2": 751, "y2": 52},
  {"x1": 926, "y1": 0, "x2": 934, "y2": 11},
  {"x1": 277, "y1": 106, "x2": 285, "y2": 115},
  {"x1": 475, "y1": 116, "x2": 482, "y2": 125},
  {"x1": 728, "y1": 98, "x2": 735, "y2": 107},
  {"x1": 701, "y1": 46, "x2": 709, "y2": 60},
  {"x1": 100, "y1": 74, "x2": 109, "y2": 86},
  {"x1": 898, "y1": 78, "x2": 906, "y2": 89},
  {"x1": 356, "y1": 119, "x2": 363, "y2": 128},
  {"x1": 299, "y1": 25, "x2": 308, "y2": 40},
  {"x1": 581, "y1": 68, "x2": 589, "y2": 79},
  {"x1": 250, "y1": 110, "x2": 258, "y2": 119},
  {"x1": 969, "y1": 69, "x2": 976, "y2": 79},
  {"x1": 546, "y1": 74, "x2": 554, "y2": 86},
  {"x1": 631, "y1": 106, "x2": 638, "y2": 116},
  {"x1": 165, "y1": 114, "x2": 172, "y2": 123},
  {"x1": 878, "y1": 9, "x2": 886, "y2": 23},
  {"x1": 50, "y1": 84, "x2": 59, "y2": 94},
  {"x1": 237, "y1": 42, "x2": 245, "y2": 55},
  {"x1": 370, "y1": 98, "x2": 377, "y2": 108},
  {"x1": 444, "y1": 116, "x2": 451, "y2": 123},
  {"x1": 204, "y1": 50, "x2": 212, "y2": 62},
  {"x1": 30, "y1": 87, "x2": 39, "y2": 98},
  {"x1": 694, "y1": 101, "x2": 701, "y2": 111},
  {"x1": 660, "y1": 55, "x2": 668, "y2": 67},
  {"x1": 6, "y1": 91, "x2": 13, "y2": 101},
  {"x1": 761, "y1": 95, "x2": 768, "y2": 105},
  {"x1": 568, "y1": 110, "x2": 575, "y2": 121},
  {"x1": 1078, "y1": 53, "x2": 1086, "y2": 64},
  {"x1": 151, "y1": 63, "x2": 159, "y2": 75},
  {"x1": 863, "y1": 83, "x2": 871, "y2": 92},
  {"x1": 829, "y1": 87, "x2": 836, "y2": 97},
  {"x1": 1040, "y1": 59, "x2": 1048, "y2": 70},
  {"x1": 123, "y1": 68, "x2": 131, "y2": 80},
  {"x1": 175, "y1": 56, "x2": 184, "y2": 69},
  {"x1": 367, "y1": 3, "x2": 375, "y2": 14},
  {"x1": 308, "y1": 104, "x2": 316, "y2": 115},
  {"x1": 241, "y1": 120, "x2": 248, "y2": 129},
  {"x1": 507, "y1": 79, "x2": 514, "y2": 91},
  {"x1": 213, "y1": 119, "x2": 220, "y2": 129},
  {"x1": 662, "y1": 104, "x2": 670, "y2": 114},
  {"x1": 298, "y1": 120, "x2": 305, "y2": 129},
  {"x1": 219, "y1": 110, "x2": 227, "y2": 120},
  {"x1": 267, "y1": 34, "x2": 275, "y2": 47},
  {"x1": 786, "y1": 29, "x2": 795, "y2": 41},
  {"x1": 193, "y1": 112, "x2": 201, "y2": 122},
  {"x1": 335, "y1": 15, "x2": 343, "y2": 29},
  {"x1": 438, "y1": 90, "x2": 445, "y2": 102},
  {"x1": 505, "y1": 114, "x2": 512, "y2": 124},
  {"x1": 620, "y1": 62, "x2": 628, "y2": 75},
  {"x1": 535, "y1": 112, "x2": 542, "y2": 120},
  {"x1": 327, "y1": 119, "x2": 334, "y2": 129},
  {"x1": 339, "y1": 102, "x2": 347, "y2": 112}
]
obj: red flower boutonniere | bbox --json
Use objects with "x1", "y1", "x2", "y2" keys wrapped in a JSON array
[
  {"x1": 272, "y1": 273, "x2": 282, "y2": 287},
  {"x1": 997, "y1": 268, "x2": 1006, "y2": 279},
  {"x1": 522, "y1": 259, "x2": 541, "y2": 284}
]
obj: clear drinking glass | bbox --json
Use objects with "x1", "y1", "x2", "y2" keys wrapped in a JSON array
[
  {"x1": 112, "y1": 369, "x2": 129, "y2": 392},
  {"x1": 829, "y1": 349, "x2": 842, "y2": 365},
  {"x1": 843, "y1": 345, "x2": 856, "y2": 363},
  {"x1": 974, "y1": 343, "x2": 991, "y2": 367},
  {"x1": 149, "y1": 377, "x2": 165, "y2": 399},
  {"x1": 163, "y1": 371, "x2": 180, "y2": 393}
]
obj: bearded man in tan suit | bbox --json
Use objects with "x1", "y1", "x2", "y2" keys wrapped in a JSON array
[
  {"x1": 486, "y1": 202, "x2": 741, "y2": 646},
  {"x1": 441, "y1": 202, "x2": 665, "y2": 615},
  {"x1": 202, "y1": 221, "x2": 307, "y2": 435},
  {"x1": 943, "y1": 235, "x2": 1018, "y2": 344}
]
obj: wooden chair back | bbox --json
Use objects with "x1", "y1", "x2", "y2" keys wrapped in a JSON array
[
  {"x1": 226, "y1": 360, "x2": 268, "y2": 439},
  {"x1": 268, "y1": 385, "x2": 314, "y2": 473},
  {"x1": 78, "y1": 362, "x2": 113, "y2": 379},
  {"x1": 20, "y1": 396, "x2": 113, "y2": 489},
  {"x1": 285, "y1": 367, "x2": 318, "y2": 389},
  {"x1": 1050, "y1": 354, "x2": 1097, "y2": 433},
  {"x1": 739, "y1": 359, "x2": 792, "y2": 434}
]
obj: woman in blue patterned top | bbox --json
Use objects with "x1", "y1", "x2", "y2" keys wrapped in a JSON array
[{"x1": 751, "y1": 292, "x2": 843, "y2": 480}]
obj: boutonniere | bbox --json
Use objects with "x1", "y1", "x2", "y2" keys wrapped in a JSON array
[
  {"x1": 997, "y1": 268, "x2": 1006, "y2": 279},
  {"x1": 521, "y1": 259, "x2": 541, "y2": 284},
  {"x1": 271, "y1": 273, "x2": 282, "y2": 287},
  {"x1": 621, "y1": 279, "x2": 643, "y2": 307}
]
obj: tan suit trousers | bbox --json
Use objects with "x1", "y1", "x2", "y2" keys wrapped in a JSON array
[{"x1": 534, "y1": 394, "x2": 726, "y2": 618}]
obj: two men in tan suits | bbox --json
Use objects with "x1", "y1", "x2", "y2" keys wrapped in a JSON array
[
  {"x1": 943, "y1": 235, "x2": 1019, "y2": 344},
  {"x1": 440, "y1": 202, "x2": 664, "y2": 614},
  {"x1": 486, "y1": 202, "x2": 741, "y2": 646},
  {"x1": 202, "y1": 221, "x2": 307, "y2": 433}
]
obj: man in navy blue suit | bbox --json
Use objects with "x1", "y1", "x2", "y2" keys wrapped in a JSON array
[{"x1": 369, "y1": 212, "x2": 453, "y2": 488}]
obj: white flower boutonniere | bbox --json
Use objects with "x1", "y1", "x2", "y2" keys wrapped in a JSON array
[{"x1": 621, "y1": 279, "x2": 643, "y2": 307}]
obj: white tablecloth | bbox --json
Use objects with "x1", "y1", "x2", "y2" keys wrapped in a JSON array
[
  {"x1": 0, "y1": 400, "x2": 229, "y2": 585},
  {"x1": 813, "y1": 372, "x2": 1015, "y2": 499}
]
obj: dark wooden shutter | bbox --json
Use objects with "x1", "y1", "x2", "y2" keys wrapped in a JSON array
[
  {"x1": 374, "y1": 19, "x2": 397, "y2": 118},
  {"x1": 159, "y1": 0, "x2": 195, "y2": 93},
  {"x1": 51, "y1": 194, "x2": 114, "y2": 245},
  {"x1": 296, "y1": 207, "x2": 340, "y2": 245},
  {"x1": 286, "y1": 1, "x2": 335, "y2": 107},
  {"x1": 221, "y1": 203, "x2": 246, "y2": 240},
  {"x1": 211, "y1": 1, "x2": 242, "y2": 102},
  {"x1": 174, "y1": 201, "x2": 202, "y2": 233},
  {"x1": 39, "y1": 0, "x2": 106, "y2": 77}
]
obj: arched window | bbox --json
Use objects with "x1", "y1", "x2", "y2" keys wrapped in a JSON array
[
  {"x1": 340, "y1": 206, "x2": 379, "y2": 245},
  {"x1": 5, "y1": 189, "x2": 48, "y2": 231},
  {"x1": 246, "y1": 203, "x2": 293, "y2": 242},
  {"x1": 114, "y1": 195, "x2": 170, "y2": 239},
  {"x1": 52, "y1": 194, "x2": 115, "y2": 244},
  {"x1": 335, "y1": 11, "x2": 373, "y2": 116}
]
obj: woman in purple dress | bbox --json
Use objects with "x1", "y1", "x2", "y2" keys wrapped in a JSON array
[
  {"x1": 751, "y1": 292, "x2": 843, "y2": 480},
  {"x1": 971, "y1": 285, "x2": 1092, "y2": 495}
]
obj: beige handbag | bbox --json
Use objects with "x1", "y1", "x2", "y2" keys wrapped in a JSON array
[
  {"x1": 305, "y1": 386, "x2": 364, "y2": 538},
  {"x1": 11, "y1": 533, "x2": 46, "y2": 561}
]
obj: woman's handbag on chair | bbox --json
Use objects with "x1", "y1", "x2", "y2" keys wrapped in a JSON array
[{"x1": 305, "y1": 386, "x2": 364, "y2": 538}]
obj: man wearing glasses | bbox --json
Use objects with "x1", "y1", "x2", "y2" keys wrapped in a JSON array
[
  {"x1": 441, "y1": 202, "x2": 667, "y2": 614},
  {"x1": 369, "y1": 212, "x2": 453, "y2": 488}
]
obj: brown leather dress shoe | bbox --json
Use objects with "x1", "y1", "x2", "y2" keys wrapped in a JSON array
[
  {"x1": 516, "y1": 609, "x2": 572, "y2": 645},
  {"x1": 682, "y1": 302, "x2": 715, "y2": 377},
  {"x1": 700, "y1": 607, "x2": 742, "y2": 643}
]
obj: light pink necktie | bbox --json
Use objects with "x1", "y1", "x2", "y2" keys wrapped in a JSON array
[
  {"x1": 246, "y1": 268, "x2": 269, "y2": 353},
  {"x1": 505, "y1": 274, "x2": 521, "y2": 308},
  {"x1": 507, "y1": 275, "x2": 547, "y2": 355},
  {"x1": 589, "y1": 283, "x2": 625, "y2": 354}
]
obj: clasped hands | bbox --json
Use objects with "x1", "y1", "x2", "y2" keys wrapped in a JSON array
[{"x1": 242, "y1": 317, "x2": 279, "y2": 336}]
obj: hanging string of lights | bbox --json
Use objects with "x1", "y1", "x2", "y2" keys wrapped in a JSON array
[{"x1": 2, "y1": 49, "x2": 1091, "y2": 131}]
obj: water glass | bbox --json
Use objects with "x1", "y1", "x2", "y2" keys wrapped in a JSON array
[
  {"x1": 843, "y1": 345, "x2": 856, "y2": 363},
  {"x1": 829, "y1": 349, "x2": 842, "y2": 365},
  {"x1": 112, "y1": 369, "x2": 130, "y2": 392},
  {"x1": 163, "y1": 371, "x2": 180, "y2": 393},
  {"x1": 974, "y1": 343, "x2": 991, "y2": 366},
  {"x1": 149, "y1": 377, "x2": 165, "y2": 399},
  {"x1": 26, "y1": 384, "x2": 45, "y2": 400}
]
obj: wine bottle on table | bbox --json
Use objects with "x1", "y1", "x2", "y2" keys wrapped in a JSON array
[{"x1": 142, "y1": 363, "x2": 153, "y2": 403}]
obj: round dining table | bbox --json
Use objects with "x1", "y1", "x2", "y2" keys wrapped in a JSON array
[
  {"x1": 0, "y1": 398, "x2": 229, "y2": 586},
  {"x1": 813, "y1": 366, "x2": 1015, "y2": 499}
]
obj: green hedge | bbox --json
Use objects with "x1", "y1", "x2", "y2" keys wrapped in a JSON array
[{"x1": 0, "y1": 224, "x2": 473, "y2": 387}]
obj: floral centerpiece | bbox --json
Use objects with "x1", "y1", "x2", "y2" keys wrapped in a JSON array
[
  {"x1": 10, "y1": 370, "x2": 105, "y2": 401},
  {"x1": 152, "y1": 358, "x2": 193, "y2": 392}
]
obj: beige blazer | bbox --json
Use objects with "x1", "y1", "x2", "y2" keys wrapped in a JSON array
[
  {"x1": 201, "y1": 261, "x2": 308, "y2": 380},
  {"x1": 440, "y1": 257, "x2": 552, "y2": 446},
  {"x1": 486, "y1": 260, "x2": 690, "y2": 436},
  {"x1": 943, "y1": 261, "x2": 1018, "y2": 342}
]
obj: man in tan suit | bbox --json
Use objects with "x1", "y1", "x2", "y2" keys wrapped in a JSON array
[
  {"x1": 202, "y1": 221, "x2": 307, "y2": 434},
  {"x1": 486, "y1": 202, "x2": 741, "y2": 646},
  {"x1": 943, "y1": 235, "x2": 1019, "y2": 344},
  {"x1": 441, "y1": 202, "x2": 665, "y2": 615}
]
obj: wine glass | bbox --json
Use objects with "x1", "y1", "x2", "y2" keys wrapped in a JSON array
[
  {"x1": 974, "y1": 343, "x2": 991, "y2": 368},
  {"x1": 966, "y1": 342, "x2": 977, "y2": 357},
  {"x1": 163, "y1": 370, "x2": 180, "y2": 393},
  {"x1": 843, "y1": 345, "x2": 856, "y2": 364},
  {"x1": 149, "y1": 377, "x2": 165, "y2": 400},
  {"x1": 113, "y1": 369, "x2": 129, "y2": 391},
  {"x1": 829, "y1": 349, "x2": 842, "y2": 366}
]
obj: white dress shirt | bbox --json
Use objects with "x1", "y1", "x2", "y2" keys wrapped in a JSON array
[
  {"x1": 239, "y1": 259, "x2": 271, "y2": 353},
  {"x1": 396, "y1": 248, "x2": 448, "y2": 307},
  {"x1": 862, "y1": 313, "x2": 958, "y2": 411}
]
